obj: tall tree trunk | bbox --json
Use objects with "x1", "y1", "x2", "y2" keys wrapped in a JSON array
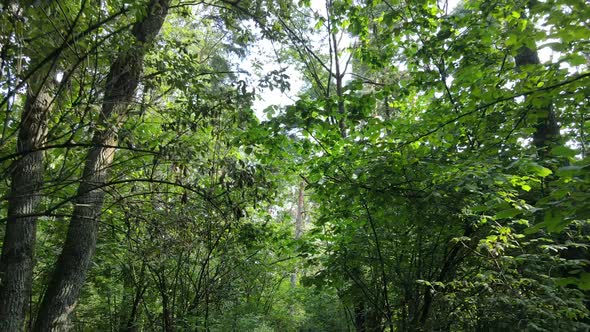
[
  {"x1": 33, "y1": 1, "x2": 169, "y2": 330},
  {"x1": 516, "y1": 20, "x2": 590, "y2": 320},
  {"x1": 515, "y1": 46, "x2": 561, "y2": 159},
  {"x1": 161, "y1": 290, "x2": 174, "y2": 332},
  {"x1": 353, "y1": 299, "x2": 366, "y2": 332},
  {"x1": 290, "y1": 182, "x2": 305, "y2": 288},
  {"x1": 0, "y1": 68, "x2": 54, "y2": 331}
]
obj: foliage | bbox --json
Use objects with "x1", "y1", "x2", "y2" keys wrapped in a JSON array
[{"x1": 0, "y1": 0, "x2": 588, "y2": 331}]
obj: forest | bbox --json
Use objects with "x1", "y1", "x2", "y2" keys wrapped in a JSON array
[{"x1": 0, "y1": 0, "x2": 589, "y2": 331}]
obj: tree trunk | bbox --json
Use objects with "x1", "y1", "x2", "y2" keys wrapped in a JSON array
[
  {"x1": 515, "y1": 47, "x2": 560, "y2": 158},
  {"x1": 33, "y1": 1, "x2": 169, "y2": 330},
  {"x1": 120, "y1": 261, "x2": 146, "y2": 332},
  {"x1": 162, "y1": 291, "x2": 174, "y2": 332},
  {"x1": 290, "y1": 182, "x2": 305, "y2": 288},
  {"x1": 353, "y1": 300, "x2": 366, "y2": 332},
  {"x1": 0, "y1": 69, "x2": 54, "y2": 331},
  {"x1": 330, "y1": 29, "x2": 346, "y2": 139},
  {"x1": 516, "y1": 30, "x2": 590, "y2": 321}
]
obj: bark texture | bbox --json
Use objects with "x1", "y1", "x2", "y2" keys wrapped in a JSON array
[
  {"x1": 0, "y1": 69, "x2": 54, "y2": 332},
  {"x1": 33, "y1": 1, "x2": 169, "y2": 330}
]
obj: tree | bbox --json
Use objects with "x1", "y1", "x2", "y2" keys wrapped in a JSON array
[
  {"x1": 0, "y1": 2, "x2": 81, "y2": 329},
  {"x1": 0, "y1": 43, "x2": 56, "y2": 332},
  {"x1": 271, "y1": 0, "x2": 589, "y2": 330},
  {"x1": 0, "y1": 0, "x2": 588, "y2": 330},
  {"x1": 33, "y1": 1, "x2": 170, "y2": 329}
]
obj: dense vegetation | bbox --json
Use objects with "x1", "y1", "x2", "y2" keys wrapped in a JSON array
[{"x1": 0, "y1": 0, "x2": 588, "y2": 331}]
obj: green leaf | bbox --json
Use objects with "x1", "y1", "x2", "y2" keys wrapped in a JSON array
[
  {"x1": 495, "y1": 208, "x2": 522, "y2": 219},
  {"x1": 551, "y1": 146, "x2": 577, "y2": 158},
  {"x1": 579, "y1": 273, "x2": 590, "y2": 290},
  {"x1": 525, "y1": 222, "x2": 545, "y2": 234},
  {"x1": 314, "y1": 17, "x2": 325, "y2": 30},
  {"x1": 556, "y1": 165, "x2": 584, "y2": 178},
  {"x1": 544, "y1": 209, "x2": 568, "y2": 233},
  {"x1": 567, "y1": 54, "x2": 588, "y2": 66},
  {"x1": 557, "y1": 273, "x2": 590, "y2": 290},
  {"x1": 527, "y1": 162, "x2": 553, "y2": 178}
]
